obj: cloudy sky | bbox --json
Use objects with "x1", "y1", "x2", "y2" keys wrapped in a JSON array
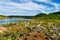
[{"x1": 0, "y1": 0, "x2": 60, "y2": 16}]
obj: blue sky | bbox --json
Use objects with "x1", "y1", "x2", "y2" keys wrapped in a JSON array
[{"x1": 0, "y1": 0, "x2": 60, "y2": 16}]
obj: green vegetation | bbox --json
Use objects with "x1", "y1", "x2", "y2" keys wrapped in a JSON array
[{"x1": 0, "y1": 11, "x2": 60, "y2": 40}]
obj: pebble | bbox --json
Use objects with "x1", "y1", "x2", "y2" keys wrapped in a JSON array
[
  {"x1": 58, "y1": 33, "x2": 60, "y2": 35},
  {"x1": 50, "y1": 34, "x2": 57, "y2": 38}
]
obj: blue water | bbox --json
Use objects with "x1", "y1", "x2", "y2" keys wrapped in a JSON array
[
  {"x1": 0, "y1": 18, "x2": 21, "y2": 24},
  {"x1": 0, "y1": 18, "x2": 31, "y2": 25}
]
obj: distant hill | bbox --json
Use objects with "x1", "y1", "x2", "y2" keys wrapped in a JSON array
[
  {"x1": 35, "y1": 11, "x2": 60, "y2": 17},
  {"x1": 35, "y1": 11, "x2": 60, "y2": 19},
  {"x1": 7, "y1": 16, "x2": 34, "y2": 19},
  {"x1": 49, "y1": 11, "x2": 60, "y2": 14},
  {"x1": 0, "y1": 11, "x2": 60, "y2": 19},
  {"x1": 35, "y1": 13, "x2": 47, "y2": 17}
]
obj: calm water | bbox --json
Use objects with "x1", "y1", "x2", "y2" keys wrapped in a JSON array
[{"x1": 0, "y1": 18, "x2": 30, "y2": 24}]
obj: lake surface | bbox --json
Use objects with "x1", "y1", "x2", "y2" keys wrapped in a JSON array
[{"x1": 0, "y1": 18, "x2": 30, "y2": 24}]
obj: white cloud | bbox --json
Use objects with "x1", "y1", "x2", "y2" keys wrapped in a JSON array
[
  {"x1": 0, "y1": 0, "x2": 60, "y2": 16},
  {"x1": 34, "y1": 0, "x2": 60, "y2": 10},
  {"x1": 34, "y1": 0, "x2": 51, "y2": 2}
]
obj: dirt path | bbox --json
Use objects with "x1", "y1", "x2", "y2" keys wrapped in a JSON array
[{"x1": 20, "y1": 31, "x2": 52, "y2": 40}]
